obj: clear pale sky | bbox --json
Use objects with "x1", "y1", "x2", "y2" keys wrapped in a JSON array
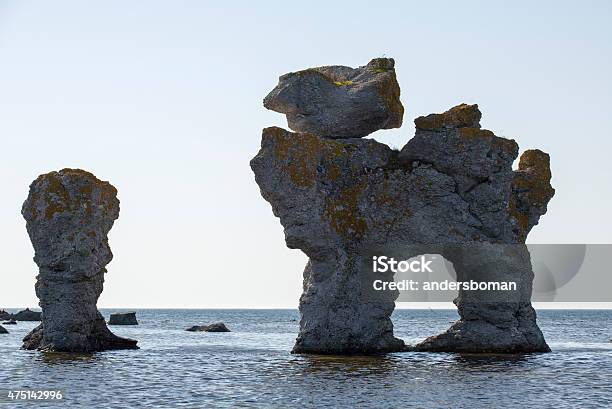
[{"x1": 1, "y1": 1, "x2": 611, "y2": 308}]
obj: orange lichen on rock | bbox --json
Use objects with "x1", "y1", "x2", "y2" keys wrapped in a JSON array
[
  {"x1": 27, "y1": 168, "x2": 119, "y2": 221},
  {"x1": 265, "y1": 127, "x2": 344, "y2": 188},
  {"x1": 324, "y1": 183, "x2": 367, "y2": 239},
  {"x1": 458, "y1": 127, "x2": 518, "y2": 155},
  {"x1": 509, "y1": 149, "x2": 555, "y2": 239},
  {"x1": 415, "y1": 103, "x2": 482, "y2": 130}
]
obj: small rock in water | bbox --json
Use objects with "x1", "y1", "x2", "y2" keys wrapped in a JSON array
[
  {"x1": 186, "y1": 322, "x2": 230, "y2": 332},
  {"x1": 0, "y1": 325, "x2": 8, "y2": 334},
  {"x1": 108, "y1": 312, "x2": 138, "y2": 325},
  {"x1": 0, "y1": 310, "x2": 12, "y2": 320},
  {"x1": 12, "y1": 308, "x2": 41, "y2": 321},
  {"x1": 2, "y1": 320, "x2": 17, "y2": 325}
]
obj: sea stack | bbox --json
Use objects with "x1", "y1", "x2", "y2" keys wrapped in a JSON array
[
  {"x1": 21, "y1": 169, "x2": 138, "y2": 352},
  {"x1": 251, "y1": 59, "x2": 554, "y2": 354}
]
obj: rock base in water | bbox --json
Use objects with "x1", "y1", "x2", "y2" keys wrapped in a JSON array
[
  {"x1": 22, "y1": 312, "x2": 138, "y2": 352},
  {"x1": 406, "y1": 307, "x2": 551, "y2": 353},
  {"x1": 0, "y1": 325, "x2": 8, "y2": 334}
]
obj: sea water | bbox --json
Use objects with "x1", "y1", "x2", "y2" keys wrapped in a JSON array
[{"x1": 1, "y1": 309, "x2": 611, "y2": 408}]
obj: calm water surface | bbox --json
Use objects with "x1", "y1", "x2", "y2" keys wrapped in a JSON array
[{"x1": 1, "y1": 309, "x2": 611, "y2": 408}]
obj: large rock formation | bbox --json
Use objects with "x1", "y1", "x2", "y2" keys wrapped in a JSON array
[
  {"x1": 264, "y1": 58, "x2": 403, "y2": 139},
  {"x1": 21, "y1": 169, "x2": 138, "y2": 352},
  {"x1": 251, "y1": 60, "x2": 554, "y2": 354}
]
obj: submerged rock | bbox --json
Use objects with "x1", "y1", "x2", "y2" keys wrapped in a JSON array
[
  {"x1": 264, "y1": 58, "x2": 403, "y2": 139},
  {"x1": 21, "y1": 169, "x2": 138, "y2": 352},
  {"x1": 3, "y1": 320, "x2": 17, "y2": 325},
  {"x1": 186, "y1": 322, "x2": 230, "y2": 332},
  {"x1": 252, "y1": 88, "x2": 554, "y2": 353},
  {"x1": 12, "y1": 308, "x2": 41, "y2": 321},
  {"x1": 0, "y1": 325, "x2": 8, "y2": 334},
  {"x1": 108, "y1": 312, "x2": 138, "y2": 325}
]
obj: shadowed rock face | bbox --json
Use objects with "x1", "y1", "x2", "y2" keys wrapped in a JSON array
[
  {"x1": 252, "y1": 89, "x2": 554, "y2": 353},
  {"x1": 264, "y1": 58, "x2": 403, "y2": 139},
  {"x1": 21, "y1": 169, "x2": 138, "y2": 352}
]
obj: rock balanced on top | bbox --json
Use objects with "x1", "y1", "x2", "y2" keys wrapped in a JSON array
[
  {"x1": 264, "y1": 58, "x2": 404, "y2": 139},
  {"x1": 21, "y1": 168, "x2": 137, "y2": 352},
  {"x1": 251, "y1": 58, "x2": 554, "y2": 354}
]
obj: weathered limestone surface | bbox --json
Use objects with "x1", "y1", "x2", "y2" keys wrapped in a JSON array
[
  {"x1": 252, "y1": 63, "x2": 554, "y2": 354},
  {"x1": 21, "y1": 169, "x2": 138, "y2": 352},
  {"x1": 264, "y1": 58, "x2": 403, "y2": 139}
]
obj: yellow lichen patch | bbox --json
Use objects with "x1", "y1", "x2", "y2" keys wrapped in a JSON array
[
  {"x1": 34, "y1": 169, "x2": 118, "y2": 220},
  {"x1": 327, "y1": 164, "x2": 341, "y2": 181},
  {"x1": 519, "y1": 149, "x2": 552, "y2": 178},
  {"x1": 508, "y1": 149, "x2": 555, "y2": 240},
  {"x1": 333, "y1": 80, "x2": 353, "y2": 86},
  {"x1": 458, "y1": 127, "x2": 495, "y2": 141},
  {"x1": 376, "y1": 75, "x2": 403, "y2": 127},
  {"x1": 458, "y1": 128, "x2": 518, "y2": 155},
  {"x1": 43, "y1": 173, "x2": 70, "y2": 220},
  {"x1": 324, "y1": 183, "x2": 367, "y2": 238},
  {"x1": 292, "y1": 68, "x2": 335, "y2": 85},
  {"x1": 415, "y1": 103, "x2": 481, "y2": 130},
  {"x1": 267, "y1": 128, "x2": 345, "y2": 188},
  {"x1": 516, "y1": 150, "x2": 555, "y2": 207}
]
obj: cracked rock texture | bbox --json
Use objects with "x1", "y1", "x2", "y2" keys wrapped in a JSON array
[
  {"x1": 252, "y1": 63, "x2": 554, "y2": 354},
  {"x1": 21, "y1": 169, "x2": 138, "y2": 352},
  {"x1": 264, "y1": 58, "x2": 403, "y2": 139}
]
